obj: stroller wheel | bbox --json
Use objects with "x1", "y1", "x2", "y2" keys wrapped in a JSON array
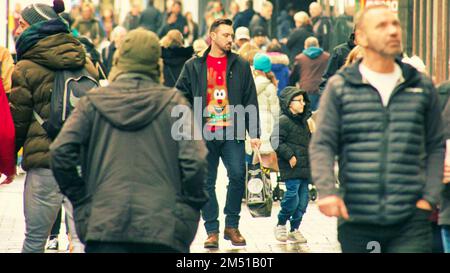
[{"x1": 309, "y1": 188, "x2": 317, "y2": 201}]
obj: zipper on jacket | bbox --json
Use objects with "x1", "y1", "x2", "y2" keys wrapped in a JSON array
[
  {"x1": 365, "y1": 81, "x2": 407, "y2": 223},
  {"x1": 379, "y1": 107, "x2": 389, "y2": 222}
]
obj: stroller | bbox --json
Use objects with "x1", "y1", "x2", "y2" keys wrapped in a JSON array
[{"x1": 272, "y1": 177, "x2": 318, "y2": 202}]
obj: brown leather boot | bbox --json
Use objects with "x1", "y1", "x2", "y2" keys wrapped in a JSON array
[
  {"x1": 204, "y1": 233, "x2": 219, "y2": 249},
  {"x1": 224, "y1": 228, "x2": 246, "y2": 246}
]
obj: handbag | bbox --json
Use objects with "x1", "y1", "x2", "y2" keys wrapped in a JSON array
[{"x1": 245, "y1": 148, "x2": 273, "y2": 218}]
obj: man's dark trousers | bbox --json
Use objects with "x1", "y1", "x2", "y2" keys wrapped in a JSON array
[
  {"x1": 338, "y1": 208, "x2": 433, "y2": 253},
  {"x1": 202, "y1": 139, "x2": 246, "y2": 234}
]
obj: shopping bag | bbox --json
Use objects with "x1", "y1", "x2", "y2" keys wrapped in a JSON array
[
  {"x1": 253, "y1": 151, "x2": 279, "y2": 172},
  {"x1": 245, "y1": 149, "x2": 273, "y2": 218}
]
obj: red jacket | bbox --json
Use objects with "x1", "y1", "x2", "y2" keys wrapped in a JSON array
[{"x1": 0, "y1": 77, "x2": 15, "y2": 177}]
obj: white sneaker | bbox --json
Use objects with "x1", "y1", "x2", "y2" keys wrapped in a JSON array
[
  {"x1": 288, "y1": 230, "x2": 307, "y2": 244},
  {"x1": 274, "y1": 225, "x2": 288, "y2": 242}
]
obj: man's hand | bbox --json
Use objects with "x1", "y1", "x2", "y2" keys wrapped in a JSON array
[
  {"x1": 416, "y1": 199, "x2": 432, "y2": 211},
  {"x1": 317, "y1": 195, "x2": 350, "y2": 220},
  {"x1": 0, "y1": 175, "x2": 15, "y2": 186},
  {"x1": 443, "y1": 164, "x2": 450, "y2": 184},
  {"x1": 250, "y1": 138, "x2": 261, "y2": 150},
  {"x1": 289, "y1": 156, "x2": 297, "y2": 168}
]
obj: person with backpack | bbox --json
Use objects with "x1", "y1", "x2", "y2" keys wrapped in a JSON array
[
  {"x1": 271, "y1": 86, "x2": 315, "y2": 244},
  {"x1": 9, "y1": 2, "x2": 98, "y2": 253}
]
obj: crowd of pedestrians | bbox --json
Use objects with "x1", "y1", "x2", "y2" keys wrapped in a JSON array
[{"x1": 0, "y1": 0, "x2": 450, "y2": 254}]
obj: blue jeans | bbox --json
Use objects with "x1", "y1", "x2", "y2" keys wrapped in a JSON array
[
  {"x1": 277, "y1": 179, "x2": 309, "y2": 231},
  {"x1": 22, "y1": 168, "x2": 84, "y2": 253},
  {"x1": 442, "y1": 226, "x2": 450, "y2": 253},
  {"x1": 202, "y1": 140, "x2": 246, "y2": 234}
]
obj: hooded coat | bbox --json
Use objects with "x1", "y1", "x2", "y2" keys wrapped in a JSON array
[
  {"x1": 272, "y1": 87, "x2": 313, "y2": 181},
  {"x1": 290, "y1": 47, "x2": 330, "y2": 94},
  {"x1": 50, "y1": 75, "x2": 208, "y2": 252},
  {"x1": 10, "y1": 19, "x2": 98, "y2": 171},
  {"x1": 267, "y1": 52, "x2": 290, "y2": 95}
]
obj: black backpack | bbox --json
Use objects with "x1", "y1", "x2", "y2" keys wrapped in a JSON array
[{"x1": 34, "y1": 69, "x2": 98, "y2": 139}]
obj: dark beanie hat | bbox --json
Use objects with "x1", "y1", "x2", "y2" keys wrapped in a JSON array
[{"x1": 21, "y1": 1, "x2": 65, "y2": 25}]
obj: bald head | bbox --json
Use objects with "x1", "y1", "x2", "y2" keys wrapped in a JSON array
[
  {"x1": 309, "y1": 2, "x2": 322, "y2": 18},
  {"x1": 355, "y1": 4, "x2": 390, "y2": 32},
  {"x1": 355, "y1": 5, "x2": 402, "y2": 58}
]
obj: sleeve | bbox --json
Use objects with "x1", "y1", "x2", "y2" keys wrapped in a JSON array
[
  {"x1": 318, "y1": 49, "x2": 342, "y2": 95},
  {"x1": 241, "y1": 61, "x2": 260, "y2": 139},
  {"x1": 309, "y1": 76, "x2": 343, "y2": 198},
  {"x1": 272, "y1": 118, "x2": 295, "y2": 161},
  {"x1": 50, "y1": 98, "x2": 93, "y2": 206},
  {"x1": 423, "y1": 81, "x2": 445, "y2": 207},
  {"x1": 9, "y1": 63, "x2": 33, "y2": 152},
  {"x1": 175, "y1": 62, "x2": 194, "y2": 106},
  {"x1": 289, "y1": 63, "x2": 300, "y2": 87},
  {"x1": 286, "y1": 31, "x2": 297, "y2": 51},
  {"x1": 170, "y1": 92, "x2": 209, "y2": 210}
]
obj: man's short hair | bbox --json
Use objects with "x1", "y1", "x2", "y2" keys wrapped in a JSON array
[
  {"x1": 355, "y1": 4, "x2": 390, "y2": 31},
  {"x1": 209, "y1": 18, "x2": 233, "y2": 33}
]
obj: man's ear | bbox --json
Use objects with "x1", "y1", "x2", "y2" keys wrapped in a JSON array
[
  {"x1": 355, "y1": 29, "x2": 367, "y2": 47},
  {"x1": 210, "y1": 31, "x2": 216, "y2": 41}
]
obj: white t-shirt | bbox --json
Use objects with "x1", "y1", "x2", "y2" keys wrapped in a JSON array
[{"x1": 359, "y1": 63, "x2": 402, "y2": 107}]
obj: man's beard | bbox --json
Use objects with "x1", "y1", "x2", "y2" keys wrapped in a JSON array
[{"x1": 219, "y1": 44, "x2": 232, "y2": 53}]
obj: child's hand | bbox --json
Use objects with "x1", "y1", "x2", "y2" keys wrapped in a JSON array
[{"x1": 289, "y1": 156, "x2": 297, "y2": 168}]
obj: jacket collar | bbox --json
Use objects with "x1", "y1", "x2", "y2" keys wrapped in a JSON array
[
  {"x1": 198, "y1": 46, "x2": 239, "y2": 66},
  {"x1": 338, "y1": 58, "x2": 422, "y2": 88}
]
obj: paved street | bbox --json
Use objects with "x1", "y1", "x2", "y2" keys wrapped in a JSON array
[{"x1": 0, "y1": 162, "x2": 341, "y2": 253}]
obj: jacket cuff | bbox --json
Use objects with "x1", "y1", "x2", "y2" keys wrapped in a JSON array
[
  {"x1": 422, "y1": 194, "x2": 439, "y2": 210},
  {"x1": 317, "y1": 188, "x2": 340, "y2": 200}
]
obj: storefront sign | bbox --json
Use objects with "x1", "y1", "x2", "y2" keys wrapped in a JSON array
[{"x1": 360, "y1": 0, "x2": 399, "y2": 13}]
